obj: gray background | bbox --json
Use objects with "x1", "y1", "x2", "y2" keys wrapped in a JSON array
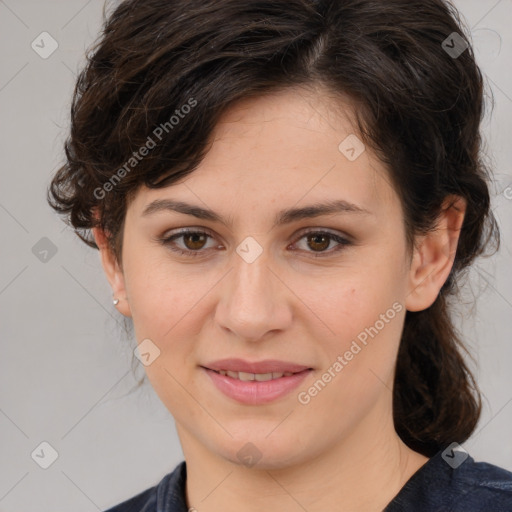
[{"x1": 0, "y1": 0, "x2": 511, "y2": 510}]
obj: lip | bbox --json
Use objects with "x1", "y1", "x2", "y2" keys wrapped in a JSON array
[
  {"x1": 201, "y1": 359, "x2": 313, "y2": 405},
  {"x1": 203, "y1": 358, "x2": 311, "y2": 374}
]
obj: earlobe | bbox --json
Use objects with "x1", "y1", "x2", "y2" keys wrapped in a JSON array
[
  {"x1": 91, "y1": 226, "x2": 132, "y2": 318},
  {"x1": 405, "y1": 196, "x2": 466, "y2": 312}
]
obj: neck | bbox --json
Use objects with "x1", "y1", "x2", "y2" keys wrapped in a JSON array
[{"x1": 177, "y1": 401, "x2": 429, "y2": 512}]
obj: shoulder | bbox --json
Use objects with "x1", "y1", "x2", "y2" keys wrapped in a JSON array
[
  {"x1": 385, "y1": 446, "x2": 512, "y2": 512},
  {"x1": 103, "y1": 461, "x2": 187, "y2": 512},
  {"x1": 451, "y1": 456, "x2": 512, "y2": 510}
]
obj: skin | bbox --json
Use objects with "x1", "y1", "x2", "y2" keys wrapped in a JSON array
[{"x1": 93, "y1": 85, "x2": 466, "y2": 511}]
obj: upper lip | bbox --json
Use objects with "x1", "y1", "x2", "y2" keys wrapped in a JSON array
[{"x1": 203, "y1": 358, "x2": 312, "y2": 374}]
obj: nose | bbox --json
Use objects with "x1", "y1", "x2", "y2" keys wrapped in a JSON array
[{"x1": 215, "y1": 248, "x2": 293, "y2": 342}]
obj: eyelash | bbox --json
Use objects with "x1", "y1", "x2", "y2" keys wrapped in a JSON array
[{"x1": 158, "y1": 228, "x2": 352, "y2": 259}]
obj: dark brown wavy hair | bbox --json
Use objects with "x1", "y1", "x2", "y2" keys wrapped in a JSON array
[{"x1": 47, "y1": 0, "x2": 500, "y2": 457}]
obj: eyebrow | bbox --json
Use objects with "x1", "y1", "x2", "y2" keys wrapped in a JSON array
[{"x1": 142, "y1": 198, "x2": 372, "y2": 228}]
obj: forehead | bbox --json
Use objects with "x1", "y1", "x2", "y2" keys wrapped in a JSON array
[{"x1": 127, "y1": 87, "x2": 399, "y2": 222}]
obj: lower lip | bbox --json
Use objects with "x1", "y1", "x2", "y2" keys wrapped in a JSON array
[{"x1": 202, "y1": 367, "x2": 312, "y2": 405}]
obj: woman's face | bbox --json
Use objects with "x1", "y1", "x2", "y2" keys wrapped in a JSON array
[{"x1": 100, "y1": 87, "x2": 440, "y2": 469}]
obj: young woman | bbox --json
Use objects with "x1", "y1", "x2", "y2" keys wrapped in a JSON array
[{"x1": 48, "y1": 0, "x2": 512, "y2": 510}]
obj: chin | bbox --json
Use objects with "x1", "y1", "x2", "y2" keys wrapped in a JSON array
[{"x1": 216, "y1": 436, "x2": 311, "y2": 471}]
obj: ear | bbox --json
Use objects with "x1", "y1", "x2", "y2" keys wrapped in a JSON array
[
  {"x1": 91, "y1": 225, "x2": 132, "y2": 318},
  {"x1": 405, "y1": 195, "x2": 466, "y2": 312}
]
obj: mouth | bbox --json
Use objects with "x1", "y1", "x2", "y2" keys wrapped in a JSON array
[
  {"x1": 200, "y1": 359, "x2": 313, "y2": 405},
  {"x1": 207, "y1": 369, "x2": 299, "y2": 381},
  {"x1": 202, "y1": 358, "x2": 312, "y2": 375}
]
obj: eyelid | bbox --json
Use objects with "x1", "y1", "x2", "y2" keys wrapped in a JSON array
[
  {"x1": 290, "y1": 228, "x2": 352, "y2": 257},
  {"x1": 159, "y1": 227, "x2": 220, "y2": 255},
  {"x1": 162, "y1": 226, "x2": 216, "y2": 238},
  {"x1": 158, "y1": 226, "x2": 353, "y2": 257},
  {"x1": 293, "y1": 227, "x2": 352, "y2": 242}
]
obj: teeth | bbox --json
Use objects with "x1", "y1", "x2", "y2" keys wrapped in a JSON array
[
  {"x1": 215, "y1": 370, "x2": 296, "y2": 381},
  {"x1": 255, "y1": 372, "x2": 273, "y2": 381},
  {"x1": 238, "y1": 371, "x2": 255, "y2": 381}
]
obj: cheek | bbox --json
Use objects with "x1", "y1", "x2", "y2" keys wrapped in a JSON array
[
  {"x1": 290, "y1": 258, "x2": 405, "y2": 340},
  {"x1": 122, "y1": 251, "x2": 211, "y2": 387},
  {"x1": 123, "y1": 248, "x2": 202, "y2": 339},
  {"x1": 126, "y1": 261, "x2": 204, "y2": 415},
  {"x1": 291, "y1": 259, "x2": 406, "y2": 395},
  {"x1": 296, "y1": 281, "x2": 404, "y2": 430}
]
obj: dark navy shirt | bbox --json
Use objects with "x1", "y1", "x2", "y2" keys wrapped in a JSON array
[{"x1": 104, "y1": 446, "x2": 512, "y2": 511}]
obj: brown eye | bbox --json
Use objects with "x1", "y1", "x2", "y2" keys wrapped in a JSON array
[
  {"x1": 159, "y1": 228, "x2": 351, "y2": 259},
  {"x1": 306, "y1": 233, "x2": 331, "y2": 252},
  {"x1": 293, "y1": 230, "x2": 352, "y2": 257},
  {"x1": 183, "y1": 232, "x2": 208, "y2": 250},
  {"x1": 159, "y1": 229, "x2": 217, "y2": 257}
]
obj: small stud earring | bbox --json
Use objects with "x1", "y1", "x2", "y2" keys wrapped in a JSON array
[{"x1": 113, "y1": 298, "x2": 120, "y2": 306}]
